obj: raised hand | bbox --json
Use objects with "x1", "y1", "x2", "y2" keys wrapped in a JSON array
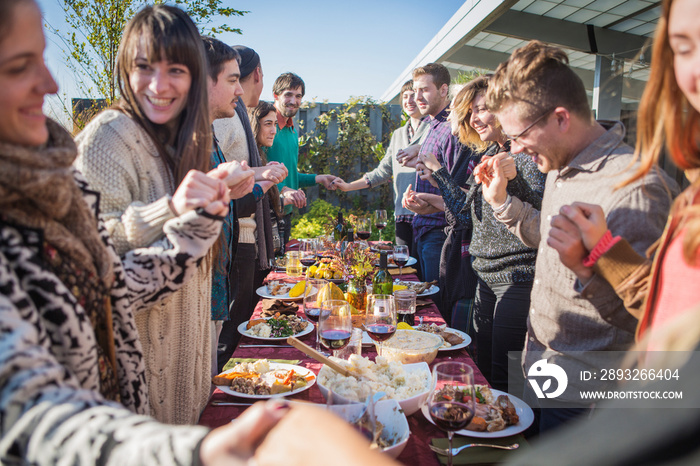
[
  {"x1": 547, "y1": 213, "x2": 593, "y2": 282},
  {"x1": 209, "y1": 160, "x2": 256, "y2": 200},
  {"x1": 474, "y1": 151, "x2": 516, "y2": 185},
  {"x1": 170, "y1": 169, "x2": 230, "y2": 217},
  {"x1": 558, "y1": 202, "x2": 608, "y2": 251},
  {"x1": 480, "y1": 157, "x2": 509, "y2": 209}
]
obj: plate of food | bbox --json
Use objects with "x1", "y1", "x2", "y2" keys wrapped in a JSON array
[
  {"x1": 394, "y1": 280, "x2": 439, "y2": 296},
  {"x1": 421, "y1": 385, "x2": 534, "y2": 438},
  {"x1": 369, "y1": 242, "x2": 394, "y2": 253},
  {"x1": 413, "y1": 323, "x2": 471, "y2": 351},
  {"x1": 238, "y1": 314, "x2": 313, "y2": 341},
  {"x1": 255, "y1": 280, "x2": 313, "y2": 301},
  {"x1": 213, "y1": 359, "x2": 316, "y2": 399}
]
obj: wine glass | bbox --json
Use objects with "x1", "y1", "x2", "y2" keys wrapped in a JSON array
[
  {"x1": 318, "y1": 299, "x2": 353, "y2": 357},
  {"x1": 393, "y1": 244, "x2": 409, "y2": 278},
  {"x1": 427, "y1": 361, "x2": 476, "y2": 466},
  {"x1": 355, "y1": 217, "x2": 371, "y2": 243},
  {"x1": 303, "y1": 278, "x2": 329, "y2": 354},
  {"x1": 374, "y1": 210, "x2": 388, "y2": 242},
  {"x1": 299, "y1": 238, "x2": 317, "y2": 274},
  {"x1": 363, "y1": 294, "x2": 396, "y2": 357}
]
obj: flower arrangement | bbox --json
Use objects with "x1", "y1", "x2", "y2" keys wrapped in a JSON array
[{"x1": 332, "y1": 241, "x2": 376, "y2": 283}]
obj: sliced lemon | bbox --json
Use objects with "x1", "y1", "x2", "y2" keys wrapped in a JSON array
[
  {"x1": 397, "y1": 322, "x2": 414, "y2": 330},
  {"x1": 393, "y1": 284, "x2": 408, "y2": 292}
]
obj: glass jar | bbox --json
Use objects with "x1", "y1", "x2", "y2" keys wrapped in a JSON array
[{"x1": 346, "y1": 277, "x2": 367, "y2": 314}]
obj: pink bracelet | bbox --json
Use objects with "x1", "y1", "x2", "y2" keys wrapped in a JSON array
[{"x1": 582, "y1": 230, "x2": 621, "y2": 267}]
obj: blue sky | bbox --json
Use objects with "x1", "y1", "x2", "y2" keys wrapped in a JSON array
[{"x1": 38, "y1": 0, "x2": 465, "y2": 122}]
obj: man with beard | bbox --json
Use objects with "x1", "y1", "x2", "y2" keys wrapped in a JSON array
[{"x1": 267, "y1": 72, "x2": 338, "y2": 244}]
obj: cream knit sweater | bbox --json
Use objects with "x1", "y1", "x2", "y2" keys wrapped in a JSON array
[{"x1": 75, "y1": 110, "x2": 211, "y2": 425}]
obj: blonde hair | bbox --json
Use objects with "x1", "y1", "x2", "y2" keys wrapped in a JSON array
[{"x1": 451, "y1": 75, "x2": 499, "y2": 151}]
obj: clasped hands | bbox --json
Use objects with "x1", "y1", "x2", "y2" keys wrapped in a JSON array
[{"x1": 169, "y1": 161, "x2": 255, "y2": 217}]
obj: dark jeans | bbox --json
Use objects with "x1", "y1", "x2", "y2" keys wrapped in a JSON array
[
  {"x1": 216, "y1": 244, "x2": 268, "y2": 372},
  {"x1": 415, "y1": 227, "x2": 445, "y2": 283},
  {"x1": 395, "y1": 220, "x2": 420, "y2": 278},
  {"x1": 473, "y1": 278, "x2": 532, "y2": 392}
]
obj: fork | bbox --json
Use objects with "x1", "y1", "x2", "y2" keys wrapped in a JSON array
[{"x1": 429, "y1": 442, "x2": 519, "y2": 456}]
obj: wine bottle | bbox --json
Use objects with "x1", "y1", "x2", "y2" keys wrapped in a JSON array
[
  {"x1": 372, "y1": 251, "x2": 393, "y2": 295},
  {"x1": 333, "y1": 212, "x2": 345, "y2": 241}
]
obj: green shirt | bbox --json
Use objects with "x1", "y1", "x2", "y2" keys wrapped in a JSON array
[{"x1": 266, "y1": 123, "x2": 316, "y2": 214}]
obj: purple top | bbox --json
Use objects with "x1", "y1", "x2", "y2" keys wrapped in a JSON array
[{"x1": 413, "y1": 106, "x2": 459, "y2": 241}]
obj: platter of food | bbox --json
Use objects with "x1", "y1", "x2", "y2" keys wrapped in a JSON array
[
  {"x1": 213, "y1": 360, "x2": 316, "y2": 399},
  {"x1": 394, "y1": 280, "x2": 439, "y2": 296},
  {"x1": 421, "y1": 385, "x2": 534, "y2": 438},
  {"x1": 413, "y1": 323, "x2": 471, "y2": 351},
  {"x1": 255, "y1": 280, "x2": 314, "y2": 301},
  {"x1": 237, "y1": 314, "x2": 313, "y2": 341}
]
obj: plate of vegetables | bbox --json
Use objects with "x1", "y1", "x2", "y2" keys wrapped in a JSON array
[
  {"x1": 212, "y1": 359, "x2": 316, "y2": 399},
  {"x1": 238, "y1": 314, "x2": 313, "y2": 341}
]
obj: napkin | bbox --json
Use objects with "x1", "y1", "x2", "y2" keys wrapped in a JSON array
[
  {"x1": 222, "y1": 358, "x2": 301, "y2": 372},
  {"x1": 389, "y1": 267, "x2": 417, "y2": 276},
  {"x1": 261, "y1": 299, "x2": 299, "y2": 317},
  {"x1": 431, "y1": 434, "x2": 528, "y2": 465}
]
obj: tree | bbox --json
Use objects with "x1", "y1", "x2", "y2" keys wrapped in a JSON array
[{"x1": 45, "y1": 0, "x2": 247, "y2": 128}]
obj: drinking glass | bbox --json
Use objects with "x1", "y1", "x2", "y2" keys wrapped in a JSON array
[
  {"x1": 393, "y1": 244, "x2": 409, "y2": 278},
  {"x1": 394, "y1": 289, "x2": 417, "y2": 326},
  {"x1": 303, "y1": 278, "x2": 329, "y2": 354},
  {"x1": 318, "y1": 299, "x2": 353, "y2": 357},
  {"x1": 299, "y1": 238, "x2": 317, "y2": 272},
  {"x1": 427, "y1": 362, "x2": 476, "y2": 466},
  {"x1": 355, "y1": 217, "x2": 372, "y2": 242},
  {"x1": 363, "y1": 294, "x2": 396, "y2": 357},
  {"x1": 374, "y1": 210, "x2": 388, "y2": 242},
  {"x1": 326, "y1": 383, "x2": 376, "y2": 443},
  {"x1": 285, "y1": 251, "x2": 302, "y2": 278}
]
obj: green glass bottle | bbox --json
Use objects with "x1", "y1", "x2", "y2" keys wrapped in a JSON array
[{"x1": 372, "y1": 251, "x2": 393, "y2": 295}]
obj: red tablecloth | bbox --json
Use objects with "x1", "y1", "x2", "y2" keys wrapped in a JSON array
[{"x1": 198, "y1": 273, "x2": 488, "y2": 465}]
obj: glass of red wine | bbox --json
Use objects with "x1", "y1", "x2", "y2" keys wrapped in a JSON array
[
  {"x1": 356, "y1": 217, "x2": 371, "y2": 243},
  {"x1": 374, "y1": 210, "x2": 388, "y2": 242},
  {"x1": 299, "y1": 238, "x2": 317, "y2": 274},
  {"x1": 393, "y1": 244, "x2": 409, "y2": 278},
  {"x1": 363, "y1": 294, "x2": 397, "y2": 357},
  {"x1": 318, "y1": 299, "x2": 353, "y2": 357},
  {"x1": 427, "y1": 361, "x2": 476, "y2": 466},
  {"x1": 304, "y1": 278, "x2": 330, "y2": 354}
]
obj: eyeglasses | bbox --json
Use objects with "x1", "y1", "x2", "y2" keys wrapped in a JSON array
[{"x1": 503, "y1": 108, "x2": 555, "y2": 143}]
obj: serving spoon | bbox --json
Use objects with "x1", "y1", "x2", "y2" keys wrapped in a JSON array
[{"x1": 429, "y1": 442, "x2": 519, "y2": 456}]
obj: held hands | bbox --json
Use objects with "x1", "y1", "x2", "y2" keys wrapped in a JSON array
[
  {"x1": 415, "y1": 161, "x2": 438, "y2": 188},
  {"x1": 402, "y1": 184, "x2": 440, "y2": 215},
  {"x1": 209, "y1": 160, "x2": 256, "y2": 200},
  {"x1": 558, "y1": 203, "x2": 608, "y2": 251},
  {"x1": 199, "y1": 400, "x2": 289, "y2": 466},
  {"x1": 329, "y1": 177, "x2": 351, "y2": 191},
  {"x1": 478, "y1": 157, "x2": 509, "y2": 209},
  {"x1": 418, "y1": 152, "x2": 441, "y2": 172},
  {"x1": 474, "y1": 152, "x2": 516, "y2": 185},
  {"x1": 170, "y1": 169, "x2": 230, "y2": 217},
  {"x1": 254, "y1": 162, "x2": 288, "y2": 185},
  {"x1": 316, "y1": 174, "x2": 340, "y2": 190},
  {"x1": 396, "y1": 144, "x2": 421, "y2": 168},
  {"x1": 281, "y1": 187, "x2": 306, "y2": 208}
]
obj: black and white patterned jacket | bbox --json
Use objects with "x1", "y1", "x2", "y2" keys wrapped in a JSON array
[{"x1": 0, "y1": 171, "x2": 219, "y2": 464}]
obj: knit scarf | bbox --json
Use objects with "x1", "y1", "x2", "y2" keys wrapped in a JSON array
[
  {"x1": 0, "y1": 119, "x2": 118, "y2": 392},
  {"x1": 236, "y1": 99, "x2": 275, "y2": 269}
]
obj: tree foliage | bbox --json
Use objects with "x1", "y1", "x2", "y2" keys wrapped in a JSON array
[{"x1": 46, "y1": 0, "x2": 247, "y2": 128}]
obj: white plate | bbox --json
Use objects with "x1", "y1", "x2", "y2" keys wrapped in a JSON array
[
  {"x1": 216, "y1": 362, "x2": 316, "y2": 399},
  {"x1": 255, "y1": 284, "x2": 315, "y2": 301},
  {"x1": 421, "y1": 389, "x2": 534, "y2": 438},
  {"x1": 417, "y1": 285, "x2": 439, "y2": 297},
  {"x1": 413, "y1": 327, "x2": 471, "y2": 352},
  {"x1": 237, "y1": 318, "x2": 314, "y2": 341}
]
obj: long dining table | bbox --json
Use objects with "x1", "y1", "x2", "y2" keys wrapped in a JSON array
[{"x1": 198, "y1": 270, "x2": 490, "y2": 465}]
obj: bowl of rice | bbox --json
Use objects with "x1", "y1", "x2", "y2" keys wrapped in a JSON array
[
  {"x1": 317, "y1": 354, "x2": 430, "y2": 415},
  {"x1": 378, "y1": 329, "x2": 443, "y2": 365}
]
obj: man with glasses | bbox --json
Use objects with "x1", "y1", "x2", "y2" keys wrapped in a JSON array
[{"x1": 482, "y1": 41, "x2": 678, "y2": 433}]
